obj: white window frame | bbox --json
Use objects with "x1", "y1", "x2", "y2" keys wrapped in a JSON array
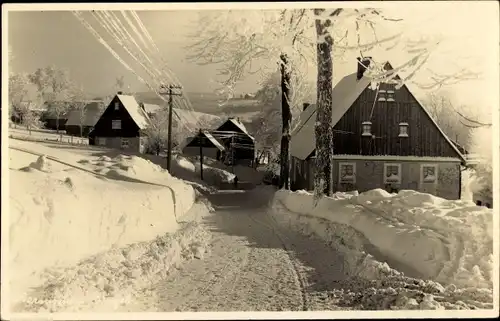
[
  {"x1": 114, "y1": 101, "x2": 120, "y2": 111},
  {"x1": 121, "y1": 138, "x2": 129, "y2": 149},
  {"x1": 399, "y1": 122, "x2": 409, "y2": 137},
  {"x1": 377, "y1": 89, "x2": 387, "y2": 102},
  {"x1": 386, "y1": 90, "x2": 395, "y2": 102},
  {"x1": 112, "y1": 119, "x2": 122, "y2": 129},
  {"x1": 362, "y1": 121, "x2": 372, "y2": 136},
  {"x1": 97, "y1": 137, "x2": 106, "y2": 146},
  {"x1": 339, "y1": 162, "x2": 356, "y2": 184},
  {"x1": 383, "y1": 163, "x2": 402, "y2": 184},
  {"x1": 420, "y1": 164, "x2": 438, "y2": 184}
]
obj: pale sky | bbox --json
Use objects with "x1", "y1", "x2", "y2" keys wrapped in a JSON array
[{"x1": 7, "y1": 2, "x2": 499, "y2": 116}]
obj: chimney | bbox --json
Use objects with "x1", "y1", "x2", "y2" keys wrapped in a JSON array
[
  {"x1": 117, "y1": 91, "x2": 123, "y2": 95},
  {"x1": 356, "y1": 56, "x2": 372, "y2": 80},
  {"x1": 303, "y1": 103, "x2": 311, "y2": 111}
]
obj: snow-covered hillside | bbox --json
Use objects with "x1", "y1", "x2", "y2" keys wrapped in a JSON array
[{"x1": 7, "y1": 139, "x2": 206, "y2": 311}]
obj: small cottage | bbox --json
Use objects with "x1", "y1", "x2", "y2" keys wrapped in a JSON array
[
  {"x1": 213, "y1": 117, "x2": 255, "y2": 166},
  {"x1": 182, "y1": 130, "x2": 226, "y2": 160},
  {"x1": 89, "y1": 92, "x2": 151, "y2": 153},
  {"x1": 290, "y1": 58, "x2": 467, "y2": 200},
  {"x1": 65, "y1": 101, "x2": 104, "y2": 137}
]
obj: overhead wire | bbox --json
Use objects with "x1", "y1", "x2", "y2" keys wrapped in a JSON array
[
  {"x1": 119, "y1": 11, "x2": 205, "y2": 129},
  {"x1": 75, "y1": 11, "x2": 196, "y2": 135},
  {"x1": 84, "y1": 10, "x2": 199, "y2": 134}
]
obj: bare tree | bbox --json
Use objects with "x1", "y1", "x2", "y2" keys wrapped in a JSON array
[
  {"x1": 18, "y1": 100, "x2": 43, "y2": 135},
  {"x1": 141, "y1": 109, "x2": 170, "y2": 156},
  {"x1": 186, "y1": 9, "x2": 316, "y2": 189},
  {"x1": 30, "y1": 66, "x2": 74, "y2": 137},
  {"x1": 8, "y1": 73, "x2": 27, "y2": 127},
  {"x1": 8, "y1": 73, "x2": 43, "y2": 134},
  {"x1": 187, "y1": 8, "x2": 482, "y2": 201},
  {"x1": 70, "y1": 85, "x2": 88, "y2": 138},
  {"x1": 423, "y1": 92, "x2": 478, "y2": 148}
]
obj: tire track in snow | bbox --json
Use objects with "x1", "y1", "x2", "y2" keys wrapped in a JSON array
[{"x1": 247, "y1": 212, "x2": 309, "y2": 311}]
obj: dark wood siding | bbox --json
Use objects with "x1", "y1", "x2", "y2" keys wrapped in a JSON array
[
  {"x1": 215, "y1": 120, "x2": 255, "y2": 160},
  {"x1": 92, "y1": 96, "x2": 141, "y2": 138},
  {"x1": 332, "y1": 83, "x2": 460, "y2": 158},
  {"x1": 66, "y1": 125, "x2": 93, "y2": 137}
]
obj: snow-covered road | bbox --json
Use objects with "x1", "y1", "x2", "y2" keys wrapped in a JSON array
[
  {"x1": 113, "y1": 188, "x2": 494, "y2": 312},
  {"x1": 111, "y1": 189, "x2": 396, "y2": 311}
]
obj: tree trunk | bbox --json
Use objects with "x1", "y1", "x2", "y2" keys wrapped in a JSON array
[
  {"x1": 313, "y1": 10, "x2": 335, "y2": 203},
  {"x1": 279, "y1": 53, "x2": 292, "y2": 190}
]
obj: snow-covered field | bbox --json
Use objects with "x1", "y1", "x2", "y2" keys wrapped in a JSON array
[
  {"x1": 6, "y1": 139, "x2": 211, "y2": 312},
  {"x1": 271, "y1": 188, "x2": 494, "y2": 309}
]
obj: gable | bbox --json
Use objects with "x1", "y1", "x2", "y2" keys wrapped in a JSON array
[
  {"x1": 290, "y1": 62, "x2": 466, "y2": 163},
  {"x1": 215, "y1": 118, "x2": 254, "y2": 140},
  {"x1": 92, "y1": 95, "x2": 148, "y2": 136},
  {"x1": 185, "y1": 130, "x2": 225, "y2": 151}
]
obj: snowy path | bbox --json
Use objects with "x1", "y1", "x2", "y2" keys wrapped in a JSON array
[{"x1": 115, "y1": 189, "x2": 364, "y2": 312}]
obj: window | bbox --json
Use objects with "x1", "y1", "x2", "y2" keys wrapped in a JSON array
[
  {"x1": 97, "y1": 137, "x2": 106, "y2": 146},
  {"x1": 384, "y1": 163, "x2": 402, "y2": 184},
  {"x1": 112, "y1": 120, "x2": 121, "y2": 129},
  {"x1": 114, "y1": 101, "x2": 120, "y2": 111},
  {"x1": 399, "y1": 122, "x2": 409, "y2": 137},
  {"x1": 339, "y1": 162, "x2": 356, "y2": 184},
  {"x1": 121, "y1": 138, "x2": 129, "y2": 149},
  {"x1": 378, "y1": 89, "x2": 387, "y2": 102},
  {"x1": 362, "y1": 121, "x2": 372, "y2": 136},
  {"x1": 421, "y1": 164, "x2": 438, "y2": 184},
  {"x1": 387, "y1": 90, "x2": 395, "y2": 102}
]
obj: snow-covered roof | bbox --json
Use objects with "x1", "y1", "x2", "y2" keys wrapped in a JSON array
[
  {"x1": 203, "y1": 130, "x2": 225, "y2": 151},
  {"x1": 290, "y1": 73, "x2": 371, "y2": 159},
  {"x1": 117, "y1": 94, "x2": 150, "y2": 129},
  {"x1": 65, "y1": 102, "x2": 103, "y2": 126},
  {"x1": 142, "y1": 103, "x2": 162, "y2": 114},
  {"x1": 216, "y1": 117, "x2": 255, "y2": 141},
  {"x1": 181, "y1": 130, "x2": 226, "y2": 151}
]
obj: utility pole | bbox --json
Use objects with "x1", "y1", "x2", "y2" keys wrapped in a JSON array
[
  {"x1": 231, "y1": 134, "x2": 235, "y2": 173},
  {"x1": 159, "y1": 84, "x2": 182, "y2": 172},
  {"x1": 199, "y1": 128, "x2": 204, "y2": 180}
]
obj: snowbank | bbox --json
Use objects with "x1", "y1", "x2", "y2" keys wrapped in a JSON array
[
  {"x1": 271, "y1": 189, "x2": 493, "y2": 291},
  {"x1": 185, "y1": 155, "x2": 264, "y2": 184},
  {"x1": 270, "y1": 201, "x2": 493, "y2": 310},
  {"x1": 14, "y1": 220, "x2": 212, "y2": 313},
  {"x1": 8, "y1": 141, "x2": 198, "y2": 306}
]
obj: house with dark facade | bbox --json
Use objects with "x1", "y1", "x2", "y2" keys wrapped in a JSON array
[
  {"x1": 182, "y1": 130, "x2": 226, "y2": 160},
  {"x1": 65, "y1": 101, "x2": 104, "y2": 137},
  {"x1": 39, "y1": 105, "x2": 70, "y2": 130},
  {"x1": 89, "y1": 93, "x2": 151, "y2": 153},
  {"x1": 290, "y1": 58, "x2": 467, "y2": 200},
  {"x1": 213, "y1": 117, "x2": 255, "y2": 166}
]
